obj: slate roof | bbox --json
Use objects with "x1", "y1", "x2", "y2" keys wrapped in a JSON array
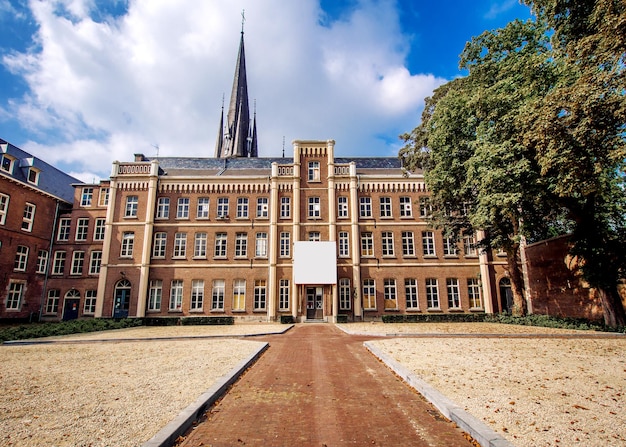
[
  {"x1": 0, "y1": 138, "x2": 82, "y2": 203},
  {"x1": 148, "y1": 156, "x2": 406, "y2": 177}
]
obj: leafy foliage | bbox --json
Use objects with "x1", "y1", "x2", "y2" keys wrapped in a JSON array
[{"x1": 0, "y1": 318, "x2": 142, "y2": 343}]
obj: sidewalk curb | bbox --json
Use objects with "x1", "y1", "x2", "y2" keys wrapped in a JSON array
[
  {"x1": 364, "y1": 341, "x2": 515, "y2": 447},
  {"x1": 142, "y1": 341, "x2": 270, "y2": 447}
]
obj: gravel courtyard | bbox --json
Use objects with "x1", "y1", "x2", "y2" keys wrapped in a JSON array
[{"x1": 1, "y1": 322, "x2": 624, "y2": 447}]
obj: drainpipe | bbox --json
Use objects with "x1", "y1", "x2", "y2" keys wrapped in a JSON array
[{"x1": 39, "y1": 200, "x2": 60, "y2": 321}]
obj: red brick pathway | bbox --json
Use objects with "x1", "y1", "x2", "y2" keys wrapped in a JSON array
[{"x1": 177, "y1": 324, "x2": 473, "y2": 447}]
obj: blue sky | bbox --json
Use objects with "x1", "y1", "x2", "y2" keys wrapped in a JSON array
[{"x1": 0, "y1": 0, "x2": 531, "y2": 181}]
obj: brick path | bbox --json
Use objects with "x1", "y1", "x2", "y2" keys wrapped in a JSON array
[{"x1": 177, "y1": 324, "x2": 474, "y2": 447}]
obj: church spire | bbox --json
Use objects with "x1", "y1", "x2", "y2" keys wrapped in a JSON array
[{"x1": 215, "y1": 12, "x2": 258, "y2": 158}]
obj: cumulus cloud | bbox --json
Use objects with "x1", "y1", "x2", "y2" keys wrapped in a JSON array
[{"x1": 3, "y1": 0, "x2": 446, "y2": 179}]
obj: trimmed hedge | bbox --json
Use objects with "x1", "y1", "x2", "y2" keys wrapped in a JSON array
[
  {"x1": 0, "y1": 318, "x2": 143, "y2": 343},
  {"x1": 381, "y1": 312, "x2": 626, "y2": 333},
  {"x1": 382, "y1": 313, "x2": 487, "y2": 324},
  {"x1": 280, "y1": 315, "x2": 295, "y2": 324},
  {"x1": 336, "y1": 314, "x2": 349, "y2": 323}
]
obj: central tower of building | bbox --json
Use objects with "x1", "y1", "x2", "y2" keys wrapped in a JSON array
[{"x1": 214, "y1": 28, "x2": 258, "y2": 158}]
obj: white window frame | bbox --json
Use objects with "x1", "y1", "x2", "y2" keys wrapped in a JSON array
[
  {"x1": 125, "y1": 195, "x2": 138, "y2": 218},
  {"x1": 279, "y1": 279, "x2": 290, "y2": 311},
  {"x1": 121, "y1": 232, "x2": 134, "y2": 257},
  {"x1": 52, "y1": 251, "x2": 66, "y2": 275},
  {"x1": 75, "y1": 218, "x2": 89, "y2": 241},
  {"x1": 177, "y1": 197, "x2": 190, "y2": 219},
  {"x1": 173, "y1": 232, "x2": 187, "y2": 258},
  {"x1": 22, "y1": 202, "x2": 35, "y2": 232},
  {"x1": 217, "y1": 197, "x2": 229, "y2": 218},
  {"x1": 80, "y1": 187, "x2": 93, "y2": 207},
  {"x1": 148, "y1": 280, "x2": 163, "y2": 311},
  {"x1": 71, "y1": 251, "x2": 85, "y2": 275},
  {"x1": 338, "y1": 231, "x2": 349, "y2": 257},
  {"x1": 233, "y1": 279, "x2": 246, "y2": 311},
  {"x1": 57, "y1": 218, "x2": 71, "y2": 241},
  {"x1": 308, "y1": 161, "x2": 320, "y2": 181},
  {"x1": 402, "y1": 231, "x2": 415, "y2": 257},
  {"x1": 359, "y1": 197, "x2": 372, "y2": 218},
  {"x1": 45, "y1": 289, "x2": 60, "y2": 314},
  {"x1": 236, "y1": 197, "x2": 249, "y2": 218},
  {"x1": 254, "y1": 279, "x2": 267, "y2": 310},
  {"x1": 337, "y1": 196, "x2": 348, "y2": 219},
  {"x1": 362, "y1": 278, "x2": 376, "y2": 310},
  {"x1": 279, "y1": 232, "x2": 290, "y2": 258},
  {"x1": 379, "y1": 197, "x2": 392, "y2": 218},
  {"x1": 197, "y1": 197, "x2": 210, "y2": 219},
  {"x1": 94, "y1": 218, "x2": 106, "y2": 241},
  {"x1": 36, "y1": 249, "x2": 48, "y2": 274},
  {"x1": 191, "y1": 279, "x2": 204, "y2": 311},
  {"x1": 426, "y1": 278, "x2": 440, "y2": 309},
  {"x1": 14, "y1": 245, "x2": 29, "y2": 272},
  {"x1": 308, "y1": 197, "x2": 321, "y2": 219},
  {"x1": 84, "y1": 290, "x2": 97, "y2": 314},
  {"x1": 447, "y1": 278, "x2": 461, "y2": 309},
  {"x1": 399, "y1": 196, "x2": 412, "y2": 217},
  {"x1": 156, "y1": 197, "x2": 170, "y2": 219},
  {"x1": 212, "y1": 279, "x2": 225, "y2": 310},
  {"x1": 405, "y1": 278, "x2": 419, "y2": 310},
  {"x1": 153, "y1": 232, "x2": 167, "y2": 258},
  {"x1": 214, "y1": 233, "x2": 227, "y2": 258},
  {"x1": 89, "y1": 250, "x2": 102, "y2": 275},
  {"x1": 194, "y1": 232, "x2": 207, "y2": 258},
  {"x1": 384, "y1": 278, "x2": 398, "y2": 310},
  {"x1": 381, "y1": 231, "x2": 395, "y2": 257},
  {"x1": 256, "y1": 197, "x2": 269, "y2": 218},
  {"x1": 0, "y1": 192, "x2": 9, "y2": 225},
  {"x1": 468, "y1": 278, "x2": 483, "y2": 309},
  {"x1": 443, "y1": 236, "x2": 458, "y2": 256},
  {"x1": 361, "y1": 232, "x2": 374, "y2": 257},
  {"x1": 235, "y1": 233, "x2": 248, "y2": 258},
  {"x1": 6, "y1": 281, "x2": 25, "y2": 310},
  {"x1": 98, "y1": 187, "x2": 110, "y2": 207},
  {"x1": 169, "y1": 280, "x2": 183, "y2": 311},
  {"x1": 339, "y1": 278, "x2": 351, "y2": 310},
  {"x1": 422, "y1": 231, "x2": 436, "y2": 256},
  {"x1": 280, "y1": 197, "x2": 291, "y2": 219},
  {"x1": 255, "y1": 232, "x2": 268, "y2": 258}
]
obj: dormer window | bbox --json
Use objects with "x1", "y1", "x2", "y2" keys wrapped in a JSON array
[
  {"x1": 28, "y1": 168, "x2": 40, "y2": 185},
  {"x1": 1, "y1": 154, "x2": 14, "y2": 173}
]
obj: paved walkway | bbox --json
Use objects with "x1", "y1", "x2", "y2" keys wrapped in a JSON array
[{"x1": 177, "y1": 324, "x2": 474, "y2": 447}]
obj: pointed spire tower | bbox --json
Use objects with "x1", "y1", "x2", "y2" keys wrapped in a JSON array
[{"x1": 215, "y1": 13, "x2": 258, "y2": 158}]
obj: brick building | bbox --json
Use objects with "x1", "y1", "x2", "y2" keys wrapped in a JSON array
[
  {"x1": 0, "y1": 139, "x2": 81, "y2": 322},
  {"x1": 5, "y1": 29, "x2": 592, "y2": 323}
]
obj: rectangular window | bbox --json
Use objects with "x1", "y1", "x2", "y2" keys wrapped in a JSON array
[
  {"x1": 75, "y1": 218, "x2": 89, "y2": 241},
  {"x1": 257, "y1": 197, "x2": 269, "y2": 218},
  {"x1": 382, "y1": 232, "x2": 395, "y2": 257},
  {"x1": 338, "y1": 231, "x2": 349, "y2": 257},
  {"x1": 214, "y1": 233, "x2": 227, "y2": 258},
  {"x1": 194, "y1": 232, "x2": 207, "y2": 258},
  {"x1": 98, "y1": 187, "x2": 110, "y2": 207},
  {"x1": 125, "y1": 196, "x2": 138, "y2": 217},
  {"x1": 22, "y1": 202, "x2": 35, "y2": 231},
  {"x1": 308, "y1": 232, "x2": 320, "y2": 241},
  {"x1": 233, "y1": 279, "x2": 246, "y2": 311},
  {"x1": 94, "y1": 218, "x2": 106, "y2": 241},
  {"x1": 422, "y1": 231, "x2": 436, "y2": 256},
  {"x1": 339, "y1": 278, "x2": 351, "y2": 310},
  {"x1": 81, "y1": 187, "x2": 93, "y2": 207},
  {"x1": 359, "y1": 197, "x2": 372, "y2": 218},
  {"x1": 308, "y1": 197, "x2": 321, "y2": 218},
  {"x1": 280, "y1": 232, "x2": 290, "y2": 258},
  {"x1": 45, "y1": 289, "x2": 60, "y2": 314},
  {"x1": 52, "y1": 251, "x2": 66, "y2": 275},
  {"x1": 148, "y1": 280, "x2": 163, "y2": 311},
  {"x1": 71, "y1": 251, "x2": 85, "y2": 275},
  {"x1": 279, "y1": 279, "x2": 290, "y2": 311},
  {"x1": 426, "y1": 278, "x2": 439, "y2": 309},
  {"x1": 419, "y1": 197, "x2": 432, "y2": 218},
  {"x1": 308, "y1": 161, "x2": 320, "y2": 181},
  {"x1": 443, "y1": 237, "x2": 457, "y2": 256},
  {"x1": 197, "y1": 197, "x2": 210, "y2": 219},
  {"x1": 384, "y1": 279, "x2": 397, "y2": 309},
  {"x1": 254, "y1": 279, "x2": 267, "y2": 310},
  {"x1": 36, "y1": 250, "x2": 48, "y2": 274},
  {"x1": 468, "y1": 278, "x2": 482, "y2": 309},
  {"x1": 405, "y1": 279, "x2": 419, "y2": 309},
  {"x1": 57, "y1": 218, "x2": 71, "y2": 241},
  {"x1": 177, "y1": 197, "x2": 190, "y2": 219},
  {"x1": 156, "y1": 197, "x2": 170, "y2": 219},
  {"x1": 169, "y1": 280, "x2": 183, "y2": 311},
  {"x1": 237, "y1": 197, "x2": 249, "y2": 218},
  {"x1": 400, "y1": 196, "x2": 412, "y2": 217},
  {"x1": 0, "y1": 193, "x2": 9, "y2": 225},
  {"x1": 6, "y1": 281, "x2": 24, "y2": 310},
  {"x1": 380, "y1": 197, "x2": 392, "y2": 218},
  {"x1": 84, "y1": 290, "x2": 97, "y2": 314},
  {"x1": 361, "y1": 232, "x2": 374, "y2": 257},
  {"x1": 401, "y1": 231, "x2": 415, "y2": 257},
  {"x1": 255, "y1": 232, "x2": 268, "y2": 257},
  {"x1": 337, "y1": 196, "x2": 348, "y2": 218},
  {"x1": 217, "y1": 197, "x2": 229, "y2": 218},
  {"x1": 363, "y1": 279, "x2": 376, "y2": 310},
  {"x1": 212, "y1": 279, "x2": 225, "y2": 310},
  {"x1": 89, "y1": 251, "x2": 102, "y2": 274},
  {"x1": 191, "y1": 279, "x2": 204, "y2": 310},
  {"x1": 235, "y1": 233, "x2": 248, "y2": 258},
  {"x1": 153, "y1": 232, "x2": 167, "y2": 258},
  {"x1": 173, "y1": 232, "x2": 187, "y2": 258},
  {"x1": 121, "y1": 232, "x2": 134, "y2": 257},
  {"x1": 447, "y1": 278, "x2": 461, "y2": 309},
  {"x1": 280, "y1": 197, "x2": 291, "y2": 219},
  {"x1": 14, "y1": 245, "x2": 29, "y2": 272},
  {"x1": 463, "y1": 235, "x2": 478, "y2": 256}
]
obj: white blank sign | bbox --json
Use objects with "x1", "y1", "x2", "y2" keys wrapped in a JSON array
[{"x1": 293, "y1": 241, "x2": 337, "y2": 284}]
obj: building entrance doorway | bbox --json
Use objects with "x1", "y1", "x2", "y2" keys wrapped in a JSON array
[
  {"x1": 306, "y1": 287, "x2": 324, "y2": 320},
  {"x1": 499, "y1": 278, "x2": 513, "y2": 314}
]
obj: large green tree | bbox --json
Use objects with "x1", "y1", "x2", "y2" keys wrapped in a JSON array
[{"x1": 401, "y1": 0, "x2": 626, "y2": 325}]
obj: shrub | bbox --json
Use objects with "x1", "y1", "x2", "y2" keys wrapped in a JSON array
[
  {"x1": 0, "y1": 318, "x2": 143, "y2": 343},
  {"x1": 280, "y1": 315, "x2": 295, "y2": 324}
]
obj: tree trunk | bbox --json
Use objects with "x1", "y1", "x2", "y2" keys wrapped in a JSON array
[
  {"x1": 506, "y1": 247, "x2": 527, "y2": 316},
  {"x1": 597, "y1": 287, "x2": 626, "y2": 328}
]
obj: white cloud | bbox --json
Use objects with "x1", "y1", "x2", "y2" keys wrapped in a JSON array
[{"x1": 4, "y1": 0, "x2": 446, "y2": 179}]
